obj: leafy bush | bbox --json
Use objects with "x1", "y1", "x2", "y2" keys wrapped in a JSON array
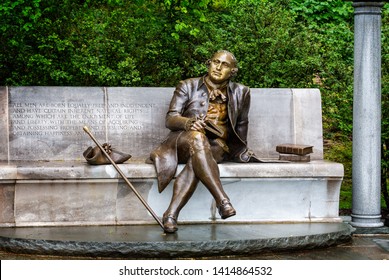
[
  {"x1": 381, "y1": 4, "x2": 389, "y2": 211},
  {"x1": 0, "y1": 0, "x2": 350, "y2": 89}
]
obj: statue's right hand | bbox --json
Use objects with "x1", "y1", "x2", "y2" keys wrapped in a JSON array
[{"x1": 190, "y1": 119, "x2": 206, "y2": 133}]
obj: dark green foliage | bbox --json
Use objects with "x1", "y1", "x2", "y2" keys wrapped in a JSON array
[
  {"x1": 0, "y1": 0, "x2": 351, "y2": 88},
  {"x1": 381, "y1": 5, "x2": 389, "y2": 211},
  {"x1": 290, "y1": 0, "x2": 353, "y2": 24}
]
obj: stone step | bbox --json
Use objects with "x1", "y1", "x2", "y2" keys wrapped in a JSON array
[{"x1": 0, "y1": 223, "x2": 354, "y2": 258}]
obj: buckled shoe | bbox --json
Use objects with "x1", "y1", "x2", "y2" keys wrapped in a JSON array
[
  {"x1": 163, "y1": 213, "x2": 178, "y2": 233},
  {"x1": 218, "y1": 199, "x2": 236, "y2": 219}
]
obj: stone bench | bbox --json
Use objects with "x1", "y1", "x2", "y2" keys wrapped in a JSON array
[{"x1": 0, "y1": 86, "x2": 344, "y2": 227}]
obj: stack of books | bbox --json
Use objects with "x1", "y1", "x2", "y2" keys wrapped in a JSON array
[{"x1": 276, "y1": 144, "x2": 313, "y2": 162}]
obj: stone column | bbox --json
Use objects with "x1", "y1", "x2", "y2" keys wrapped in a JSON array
[{"x1": 351, "y1": 1, "x2": 384, "y2": 227}]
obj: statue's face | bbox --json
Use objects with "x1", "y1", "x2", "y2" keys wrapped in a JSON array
[{"x1": 207, "y1": 52, "x2": 235, "y2": 84}]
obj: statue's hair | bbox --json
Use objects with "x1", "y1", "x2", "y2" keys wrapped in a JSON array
[
  {"x1": 205, "y1": 50, "x2": 239, "y2": 77},
  {"x1": 215, "y1": 50, "x2": 238, "y2": 67}
]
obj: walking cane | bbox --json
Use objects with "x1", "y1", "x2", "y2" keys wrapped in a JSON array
[{"x1": 83, "y1": 126, "x2": 165, "y2": 231}]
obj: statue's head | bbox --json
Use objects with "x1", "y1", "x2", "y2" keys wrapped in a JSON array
[{"x1": 206, "y1": 50, "x2": 238, "y2": 84}]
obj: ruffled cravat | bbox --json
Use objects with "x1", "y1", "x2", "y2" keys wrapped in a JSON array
[
  {"x1": 209, "y1": 88, "x2": 227, "y2": 102},
  {"x1": 205, "y1": 77, "x2": 228, "y2": 102}
]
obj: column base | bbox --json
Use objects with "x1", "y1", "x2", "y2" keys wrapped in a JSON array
[{"x1": 350, "y1": 213, "x2": 384, "y2": 228}]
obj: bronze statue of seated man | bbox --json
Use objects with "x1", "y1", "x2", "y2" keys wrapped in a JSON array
[{"x1": 150, "y1": 50, "x2": 259, "y2": 233}]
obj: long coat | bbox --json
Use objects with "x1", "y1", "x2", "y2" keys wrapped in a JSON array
[{"x1": 150, "y1": 76, "x2": 254, "y2": 192}]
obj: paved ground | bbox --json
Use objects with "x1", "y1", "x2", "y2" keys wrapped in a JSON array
[{"x1": 248, "y1": 236, "x2": 389, "y2": 260}]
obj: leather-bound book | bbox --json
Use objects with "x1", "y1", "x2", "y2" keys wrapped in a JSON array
[{"x1": 276, "y1": 144, "x2": 313, "y2": 156}]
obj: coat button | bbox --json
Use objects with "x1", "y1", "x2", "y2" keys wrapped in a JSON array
[
  {"x1": 201, "y1": 92, "x2": 206, "y2": 97},
  {"x1": 199, "y1": 113, "x2": 205, "y2": 118},
  {"x1": 200, "y1": 101, "x2": 206, "y2": 106}
]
